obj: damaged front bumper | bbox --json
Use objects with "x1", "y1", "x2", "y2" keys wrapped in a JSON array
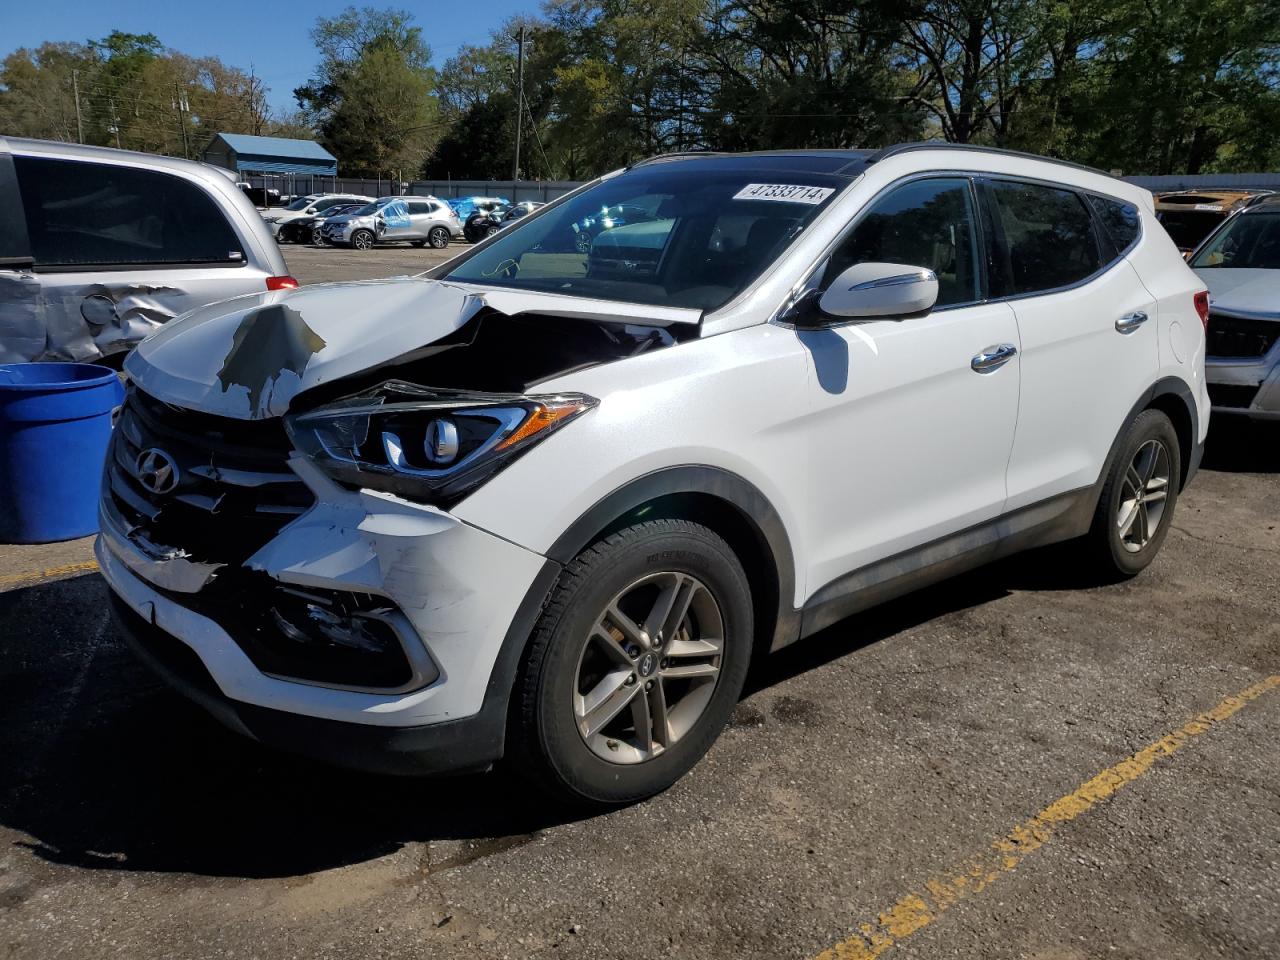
[{"x1": 98, "y1": 416, "x2": 555, "y2": 774}]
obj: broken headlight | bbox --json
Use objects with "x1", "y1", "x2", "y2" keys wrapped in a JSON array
[{"x1": 286, "y1": 381, "x2": 597, "y2": 505}]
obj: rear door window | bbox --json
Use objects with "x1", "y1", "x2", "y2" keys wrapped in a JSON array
[
  {"x1": 407, "y1": 201, "x2": 432, "y2": 215},
  {"x1": 986, "y1": 180, "x2": 1101, "y2": 296},
  {"x1": 14, "y1": 155, "x2": 245, "y2": 270}
]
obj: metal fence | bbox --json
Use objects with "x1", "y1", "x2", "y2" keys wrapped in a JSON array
[
  {"x1": 407, "y1": 179, "x2": 584, "y2": 203},
  {"x1": 1125, "y1": 173, "x2": 1280, "y2": 193},
  {"x1": 242, "y1": 174, "x2": 586, "y2": 204},
  {"x1": 243, "y1": 173, "x2": 409, "y2": 200}
]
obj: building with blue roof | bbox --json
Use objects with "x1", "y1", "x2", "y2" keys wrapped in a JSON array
[{"x1": 201, "y1": 133, "x2": 338, "y2": 176}]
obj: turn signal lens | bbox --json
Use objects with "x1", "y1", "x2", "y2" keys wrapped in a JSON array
[
  {"x1": 266, "y1": 275, "x2": 300, "y2": 291},
  {"x1": 496, "y1": 399, "x2": 595, "y2": 451},
  {"x1": 1193, "y1": 290, "x2": 1210, "y2": 332}
]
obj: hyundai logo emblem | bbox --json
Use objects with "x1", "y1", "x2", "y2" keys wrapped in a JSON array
[{"x1": 134, "y1": 447, "x2": 180, "y2": 495}]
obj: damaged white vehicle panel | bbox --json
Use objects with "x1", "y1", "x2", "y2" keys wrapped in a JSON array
[
  {"x1": 100, "y1": 146, "x2": 1206, "y2": 803},
  {"x1": 125, "y1": 278, "x2": 700, "y2": 420},
  {"x1": 0, "y1": 136, "x2": 290, "y2": 363}
]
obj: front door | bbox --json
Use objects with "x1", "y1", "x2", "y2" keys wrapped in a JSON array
[{"x1": 792, "y1": 176, "x2": 1022, "y2": 593}]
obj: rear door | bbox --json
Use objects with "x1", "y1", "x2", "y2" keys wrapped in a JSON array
[
  {"x1": 5, "y1": 153, "x2": 271, "y2": 363},
  {"x1": 406, "y1": 200, "x2": 436, "y2": 239},
  {"x1": 983, "y1": 178, "x2": 1159, "y2": 510}
]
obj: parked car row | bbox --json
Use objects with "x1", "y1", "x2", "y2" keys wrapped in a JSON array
[{"x1": 263, "y1": 192, "x2": 549, "y2": 251}]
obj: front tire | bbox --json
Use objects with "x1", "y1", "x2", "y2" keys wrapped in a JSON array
[
  {"x1": 511, "y1": 519, "x2": 752, "y2": 805},
  {"x1": 1085, "y1": 408, "x2": 1181, "y2": 578},
  {"x1": 351, "y1": 229, "x2": 375, "y2": 250}
]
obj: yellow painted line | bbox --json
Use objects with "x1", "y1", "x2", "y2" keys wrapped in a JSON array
[
  {"x1": 814, "y1": 674, "x2": 1280, "y2": 960},
  {"x1": 0, "y1": 559, "x2": 100, "y2": 592}
]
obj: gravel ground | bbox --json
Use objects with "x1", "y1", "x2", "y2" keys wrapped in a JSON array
[{"x1": 0, "y1": 246, "x2": 1276, "y2": 959}]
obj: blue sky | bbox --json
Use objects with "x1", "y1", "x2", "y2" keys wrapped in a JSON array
[{"x1": 2, "y1": 0, "x2": 538, "y2": 112}]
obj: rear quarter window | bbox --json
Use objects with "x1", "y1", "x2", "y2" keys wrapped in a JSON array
[
  {"x1": 15, "y1": 155, "x2": 245, "y2": 270},
  {"x1": 1087, "y1": 195, "x2": 1142, "y2": 253}
]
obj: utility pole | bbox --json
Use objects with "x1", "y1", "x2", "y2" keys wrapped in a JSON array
[
  {"x1": 72, "y1": 70, "x2": 84, "y2": 144},
  {"x1": 175, "y1": 84, "x2": 190, "y2": 159},
  {"x1": 512, "y1": 25, "x2": 527, "y2": 181},
  {"x1": 109, "y1": 98, "x2": 122, "y2": 149}
]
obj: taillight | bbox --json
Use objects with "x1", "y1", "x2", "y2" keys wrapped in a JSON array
[
  {"x1": 1193, "y1": 290, "x2": 1210, "y2": 332},
  {"x1": 266, "y1": 275, "x2": 300, "y2": 291}
]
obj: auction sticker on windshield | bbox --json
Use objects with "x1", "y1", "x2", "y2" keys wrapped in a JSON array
[{"x1": 733, "y1": 183, "x2": 835, "y2": 205}]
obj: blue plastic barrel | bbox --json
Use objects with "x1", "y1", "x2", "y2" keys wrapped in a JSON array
[{"x1": 0, "y1": 363, "x2": 125, "y2": 543}]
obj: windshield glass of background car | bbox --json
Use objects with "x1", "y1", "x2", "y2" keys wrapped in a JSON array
[
  {"x1": 1158, "y1": 210, "x2": 1225, "y2": 251},
  {"x1": 285, "y1": 197, "x2": 312, "y2": 211},
  {"x1": 1191, "y1": 212, "x2": 1280, "y2": 269},
  {"x1": 445, "y1": 164, "x2": 849, "y2": 311},
  {"x1": 349, "y1": 202, "x2": 379, "y2": 216}
]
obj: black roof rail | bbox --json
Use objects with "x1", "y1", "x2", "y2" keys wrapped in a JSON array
[
  {"x1": 866, "y1": 142, "x2": 1118, "y2": 181},
  {"x1": 630, "y1": 148, "x2": 875, "y2": 172}
]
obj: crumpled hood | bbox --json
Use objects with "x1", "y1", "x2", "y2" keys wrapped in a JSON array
[
  {"x1": 1194, "y1": 268, "x2": 1280, "y2": 320},
  {"x1": 125, "y1": 277, "x2": 700, "y2": 420},
  {"x1": 125, "y1": 279, "x2": 485, "y2": 420}
]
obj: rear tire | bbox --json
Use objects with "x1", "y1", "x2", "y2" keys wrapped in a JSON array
[
  {"x1": 511, "y1": 519, "x2": 752, "y2": 806},
  {"x1": 428, "y1": 226, "x2": 450, "y2": 248},
  {"x1": 1084, "y1": 408, "x2": 1181, "y2": 579}
]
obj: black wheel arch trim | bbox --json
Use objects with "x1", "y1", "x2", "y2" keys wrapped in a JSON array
[{"x1": 545, "y1": 465, "x2": 801, "y2": 653}]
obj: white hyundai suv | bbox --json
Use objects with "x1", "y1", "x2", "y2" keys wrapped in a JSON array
[{"x1": 99, "y1": 145, "x2": 1209, "y2": 804}]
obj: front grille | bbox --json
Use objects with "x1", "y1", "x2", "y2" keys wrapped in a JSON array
[
  {"x1": 107, "y1": 386, "x2": 313, "y2": 565},
  {"x1": 107, "y1": 388, "x2": 426, "y2": 692},
  {"x1": 1206, "y1": 314, "x2": 1280, "y2": 359},
  {"x1": 1207, "y1": 383, "x2": 1260, "y2": 409}
]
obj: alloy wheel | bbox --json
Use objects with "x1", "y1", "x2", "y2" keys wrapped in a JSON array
[
  {"x1": 573, "y1": 571, "x2": 723, "y2": 764},
  {"x1": 1116, "y1": 438, "x2": 1171, "y2": 553},
  {"x1": 430, "y1": 227, "x2": 449, "y2": 248}
]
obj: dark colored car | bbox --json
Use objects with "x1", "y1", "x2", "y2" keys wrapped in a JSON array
[
  {"x1": 463, "y1": 206, "x2": 511, "y2": 243},
  {"x1": 569, "y1": 203, "x2": 659, "y2": 252},
  {"x1": 277, "y1": 203, "x2": 365, "y2": 245}
]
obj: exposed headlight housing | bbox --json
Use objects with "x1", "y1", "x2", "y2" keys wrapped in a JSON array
[{"x1": 286, "y1": 381, "x2": 597, "y2": 505}]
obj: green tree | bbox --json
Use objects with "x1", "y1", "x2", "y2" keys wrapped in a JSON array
[{"x1": 295, "y1": 6, "x2": 439, "y2": 177}]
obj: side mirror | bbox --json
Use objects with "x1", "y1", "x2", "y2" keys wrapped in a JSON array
[{"x1": 817, "y1": 262, "x2": 939, "y2": 320}]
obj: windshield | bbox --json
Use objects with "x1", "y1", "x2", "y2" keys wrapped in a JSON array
[
  {"x1": 347, "y1": 202, "x2": 380, "y2": 217},
  {"x1": 1157, "y1": 210, "x2": 1226, "y2": 251},
  {"x1": 284, "y1": 197, "x2": 314, "y2": 211},
  {"x1": 446, "y1": 162, "x2": 849, "y2": 311},
  {"x1": 1191, "y1": 211, "x2": 1280, "y2": 269}
]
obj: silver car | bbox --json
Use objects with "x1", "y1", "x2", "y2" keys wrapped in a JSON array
[
  {"x1": 320, "y1": 196, "x2": 462, "y2": 250},
  {"x1": 0, "y1": 137, "x2": 291, "y2": 364},
  {"x1": 1189, "y1": 196, "x2": 1280, "y2": 419}
]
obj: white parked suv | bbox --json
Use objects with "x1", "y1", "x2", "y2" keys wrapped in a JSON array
[
  {"x1": 99, "y1": 145, "x2": 1208, "y2": 804},
  {"x1": 261, "y1": 193, "x2": 373, "y2": 238}
]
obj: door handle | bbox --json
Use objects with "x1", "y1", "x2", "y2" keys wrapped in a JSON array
[
  {"x1": 1115, "y1": 311, "x2": 1149, "y2": 334},
  {"x1": 971, "y1": 343, "x2": 1018, "y2": 373}
]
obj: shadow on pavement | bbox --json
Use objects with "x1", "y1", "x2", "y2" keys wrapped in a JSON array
[
  {"x1": 1200, "y1": 417, "x2": 1280, "y2": 473},
  {"x1": 0, "y1": 574, "x2": 586, "y2": 880},
  {"x1": 0, "y1": 542, "x2": 1115, "y2": 880}
]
